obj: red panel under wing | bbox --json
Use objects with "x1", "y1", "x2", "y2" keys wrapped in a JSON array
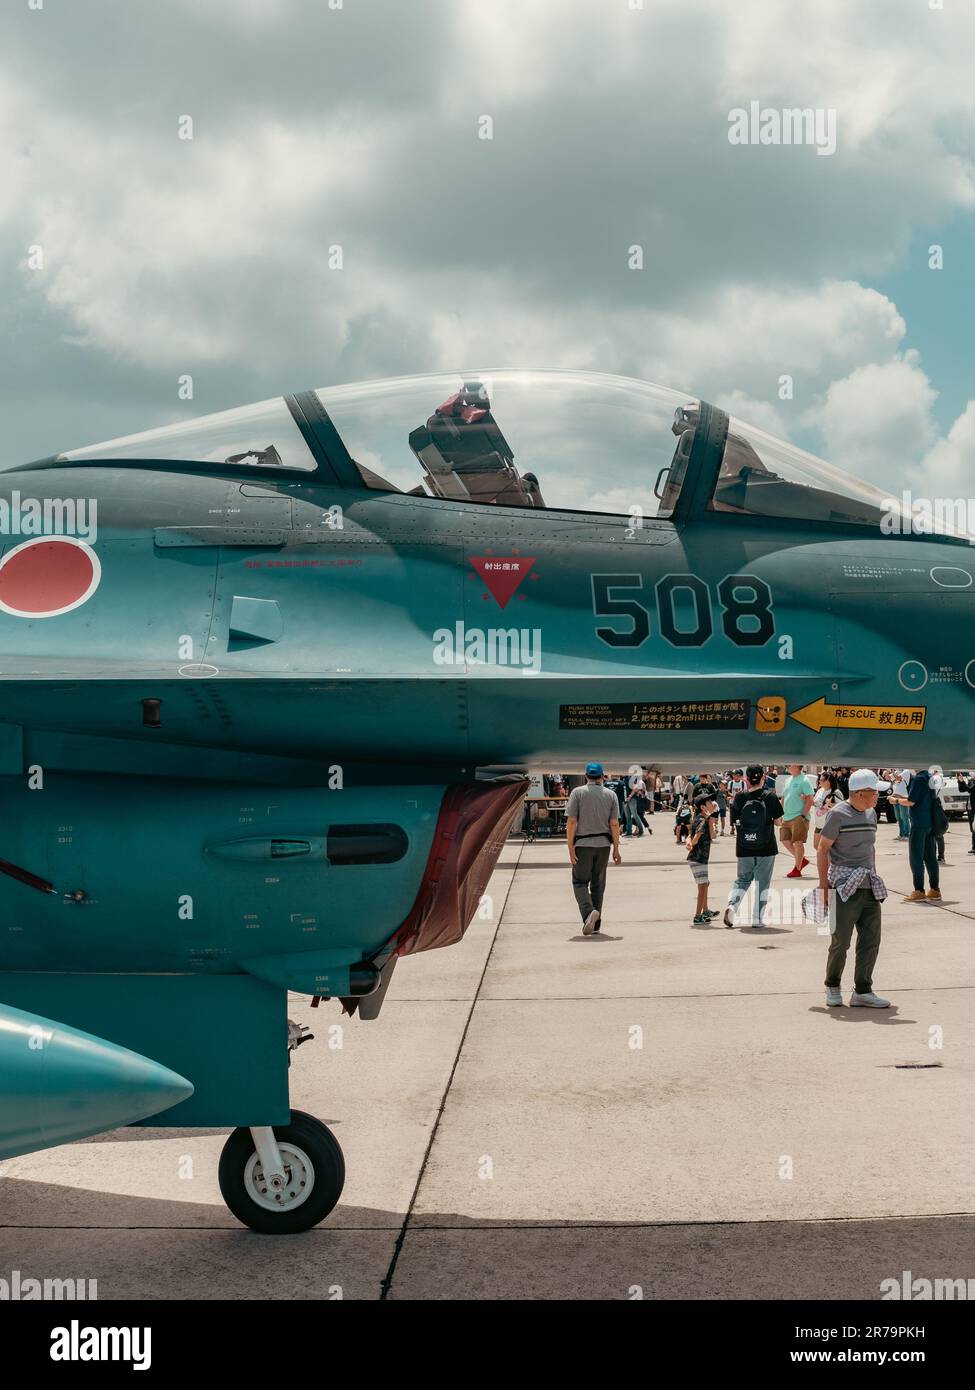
[{"x1": 392, "y1": 778, "x2": 527, "y2": 956}]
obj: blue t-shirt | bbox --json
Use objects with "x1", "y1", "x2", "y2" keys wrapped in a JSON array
[{"x1": 783, "y1": 775, "x2": 814, "y2": 820}]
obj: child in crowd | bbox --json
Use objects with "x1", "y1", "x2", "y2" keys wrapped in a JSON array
[
  {"x1": 675, "y1": 791, "x2": 693, "y2": 845},
  {"x1": 687, "y1": 793, "x2": 719, "y2": 924}
]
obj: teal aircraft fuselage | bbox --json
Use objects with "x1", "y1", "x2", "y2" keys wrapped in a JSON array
[{"x1": 0, "y1": 369, "x2": 972, "y2": 1230}]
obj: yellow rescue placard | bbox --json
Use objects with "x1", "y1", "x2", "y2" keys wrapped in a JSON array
[
  {"x1": 755, "y1": 694, "x2": 786, "y2": 733},
  {"x1": 790, "y1": 698, "x2": 926, "y2": 734}
]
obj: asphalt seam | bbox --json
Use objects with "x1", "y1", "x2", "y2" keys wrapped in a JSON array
[
  {"x1": 377, "y1": 837, "x2": 525, "y2": 1300},
  {"x1": 6, "y1": 1210, "x2": 975, "y2": 1233},
  {"x1": 353, "y1": 987, "x2": 975, "y2": 1002}
]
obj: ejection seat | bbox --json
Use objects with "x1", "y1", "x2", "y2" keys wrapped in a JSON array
[{"x1": 407, "y1": 382, "x2": 545, "y2": 507}]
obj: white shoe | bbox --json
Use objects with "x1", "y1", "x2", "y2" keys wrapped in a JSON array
[
  {"x1": 583, "y1": 909, "x2": 600, "y2": 936},
  {"x1": 850, "y1": 992, "x2": 890, "y2": 1008},
  {"x1": 826, "y1": 987, "x2": 843, "y2": 1006}
]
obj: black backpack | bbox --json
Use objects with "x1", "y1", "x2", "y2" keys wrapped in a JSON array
[{"x1": 737, "y1": 792, "x2": 771, "y2": 847}]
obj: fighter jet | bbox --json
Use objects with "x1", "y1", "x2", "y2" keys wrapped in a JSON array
[{"x1": 1, "y1": 369, "x2": 972, "y2": 1231}]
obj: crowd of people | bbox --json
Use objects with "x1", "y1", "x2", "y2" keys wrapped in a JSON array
[{"x1": 563, "y1": 760, "x2": 975, "y2": 1011}]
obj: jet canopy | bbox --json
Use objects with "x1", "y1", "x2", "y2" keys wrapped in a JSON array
[
  {"x1": 317, "y1": 372, "x2": 698, "y2": 519},
  {"x1": 59, "y1": 397, "x2": 318, "y2": 473},
  {"x1": 50, "y1": 369, "x2": 970, "y2": 538}
]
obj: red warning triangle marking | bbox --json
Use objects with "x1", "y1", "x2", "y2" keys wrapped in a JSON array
[{"x1": 470, "y1": 555, "x2": 536, "y2": 609}]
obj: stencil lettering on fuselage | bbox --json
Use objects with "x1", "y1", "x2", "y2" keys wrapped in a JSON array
[{"x1": 591, "y1": 572, "x2": 775, "y2": 649}]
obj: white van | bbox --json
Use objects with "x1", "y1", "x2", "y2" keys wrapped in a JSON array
[{"x1": 942, "y1": 773, "x2": 973, "y2": 820}]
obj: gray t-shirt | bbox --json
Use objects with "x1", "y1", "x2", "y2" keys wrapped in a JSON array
[
  {"x1": 821, "y1": 800, "x2": 877, "y2": 869},
  {"x1": 566, "y1": 782, "x2": 619, "y2": 846}
]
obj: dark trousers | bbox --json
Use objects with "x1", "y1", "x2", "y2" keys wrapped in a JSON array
[
  {"x1": 969, "y1": 810, "x2": 974, "y2": 851},
  {"x1": 909, "y1": 825, "x2": 939, "y2": 891},
  {"x1": 825, "y1": 888, "x2": 882, "y2": 994},
  {"x1": 572, "y1": 845, "x2": 611, "y2": 922}
]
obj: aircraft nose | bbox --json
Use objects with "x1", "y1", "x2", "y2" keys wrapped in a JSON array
[{"x1": 0, "y1": 1005, "x2": 194, "y2": 1160}]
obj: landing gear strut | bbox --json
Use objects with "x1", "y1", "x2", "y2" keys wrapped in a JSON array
[{"x1": 218, "y1": 1109, "x2": 345, "y2": 1234}]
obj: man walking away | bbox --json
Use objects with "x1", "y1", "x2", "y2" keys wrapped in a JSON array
[
  {"x1": 724, "y1": 765, "x2": 784, "y2": 928},
  {"x1": 904, "y1": 767, "x2": 942, "y2": 902},
  {"x1": 566, "y1": 763, "x2": 622, "y2": 936},
  {"x1": 781, "y1": 763, "x2": 815, "y2": 877},
  {"x1": 819, "y1": 768, "x2": 889, "y2": 1008}
]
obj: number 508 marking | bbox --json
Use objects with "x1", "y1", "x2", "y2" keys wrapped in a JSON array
[{"x1": 592, "y1": 573, "x2": 775, "y2": 649}]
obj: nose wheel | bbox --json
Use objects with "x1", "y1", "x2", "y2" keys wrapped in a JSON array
[{"x1": 218, "y1": 1109, "x2": 345, "y2": 1234}]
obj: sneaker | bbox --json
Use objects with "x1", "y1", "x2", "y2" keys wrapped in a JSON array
[
  {"x1": 582, "y1": 909, "x2": 600, "y2": 936},
  {"x1": 850, "y1": 992, "x2": 890, "y2": 1008},
  {"x1": 825, "y1": 987, "x2": 843, "y2": 1007},
  {"x1": 705, "y1": 909, "x2": 720, "y2": 919},
  {"x1": 801, "y1": 856, "x2": 810, "y2": 869},
  {"x1": 927, "y1": 889, "x2": 942, "y2": 901},
  {"x1": 786, "y1": 867, "x2": 802, "y2": 878},
  {"x1": 723, "y1": 908, "x2": 736, "y2": 928},
  {"x1": 692, "y1": 912, "x2": 710, "y2": 924},
  {"x1": 902, "y1": 890, "x2": 927, "y2": 902}
]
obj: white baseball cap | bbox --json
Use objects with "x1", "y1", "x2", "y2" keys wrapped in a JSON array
[{"x1": 848, "y1": 768, "x2": 889, "y2": 792}]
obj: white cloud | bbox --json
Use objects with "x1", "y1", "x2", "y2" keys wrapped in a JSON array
[
  {"x1": 2, "y1": 0, "x2": 975, "y2": 486},
  {"x1": 921, "y1": 402, "x2": 975, "y2": 495},
  {"x1": 812, "y1": 357, "x2": 939, "y2": 488}
]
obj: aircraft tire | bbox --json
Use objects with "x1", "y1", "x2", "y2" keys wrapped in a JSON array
[{"x1": 218, "y1": 1109, "x2": 346, "y2": 1234}]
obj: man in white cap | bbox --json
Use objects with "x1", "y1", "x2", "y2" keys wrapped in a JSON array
[{"x1": 818, "y1": 768, "x2": 890, "y2": 1008}]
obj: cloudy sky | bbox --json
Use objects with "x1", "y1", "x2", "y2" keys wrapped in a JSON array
[{"x1": 3, "y1": 0, "x2": 974, "y2": 494}]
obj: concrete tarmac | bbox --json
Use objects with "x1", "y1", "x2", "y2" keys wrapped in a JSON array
[{"x1": 2, "y1": 819, "x2": 975, "y2": 1300}]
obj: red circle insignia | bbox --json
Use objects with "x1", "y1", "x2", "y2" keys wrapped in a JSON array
[{"x1": 0, "y1": 537, "x2": 101, "y2": 618}]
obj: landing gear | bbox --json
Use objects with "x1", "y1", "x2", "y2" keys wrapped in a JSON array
[{"x1": 218, "y1": 1109, "x2": 345, "y2": 1234}]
